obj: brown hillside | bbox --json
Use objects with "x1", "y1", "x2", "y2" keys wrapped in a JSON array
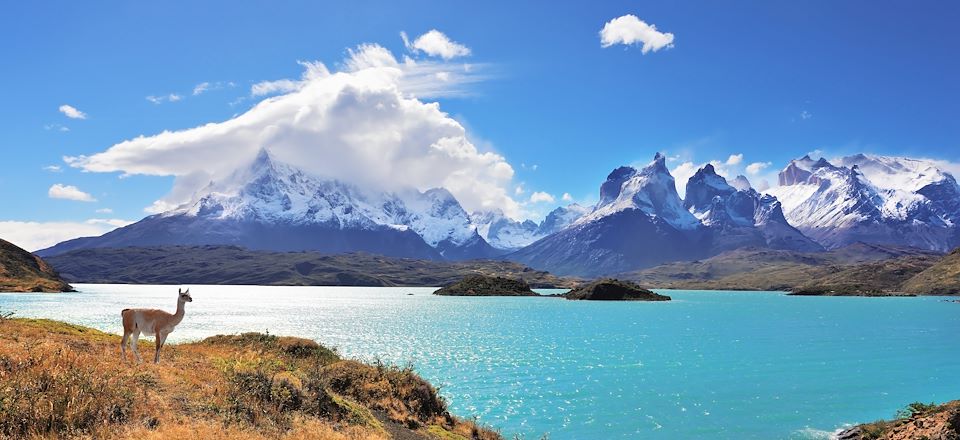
[{"x1": 0, "y1": 238, "x2": 73, "y2": 292}]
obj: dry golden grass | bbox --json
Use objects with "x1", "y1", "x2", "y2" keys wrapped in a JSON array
[{"x1": 0, "y1": 319, "x2": 501, "y2": 440}]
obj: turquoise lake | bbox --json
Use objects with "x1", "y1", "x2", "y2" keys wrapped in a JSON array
[{"x1": 1, "y1": 284, "x2": 958, "y2": 439}]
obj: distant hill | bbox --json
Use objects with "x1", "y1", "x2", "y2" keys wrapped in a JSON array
[
  {"x1": 622, "y1": 243, "x2": 945, "y2": 293},
  {"x1": 0, "y1": 238, "x2": 72, "y2": 292},
  {"x1": 901, "y1": 248, "x2": 960, "y2": 294},
  {"x1": 45, "y1": 246, "x2": 577, "y2": 288}
]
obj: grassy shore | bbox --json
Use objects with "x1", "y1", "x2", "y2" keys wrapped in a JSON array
[{"x1": 0, "y1": 317, "x2": 501, "y2": 440}]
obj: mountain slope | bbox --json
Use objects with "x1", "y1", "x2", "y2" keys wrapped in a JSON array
[
  {"x1": 766, "y1": 154, "x2": 960, "y2": 251},
  {"x1": 38, "y1": 150, "x2": 497, "y2": 260},
  {"x1": 622, "y1": 243, "x2": 942, "y2": 291},
  {"x1": 0, "y1": 238, "x2": 72, "y2": 292},
  {"x1": 901, "y1": 247, "x2": 960, "y2": 294}
]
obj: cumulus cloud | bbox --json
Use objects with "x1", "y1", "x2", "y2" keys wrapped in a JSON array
[
  {"x1": 402, "y1": 30, "x2": 471, "y2": 59},
  {"x1": 66, "y1": 44, "x2": 522, "y2": 217},
  {"x1": 529, "y1": 191, "x2": 555, "y2": 204},
  {"x1": 43, "y1": 165, "x2": 62, "y2": 172},
  {"x1": 59, "y1": 104, "x2": 87, "y2": 119},
  {"x1": 600, "y1": 14, "x2": 675, "y2": 53},
  {"x1": 95, "y1": 208, "x2": 113, "y2": 214},
  {"x1": 562, "y1": 192, "x2": 573, "y2": 202},
  {"x1": 44, "y1": 124, "x2": 70, "y2": 132},
  {"x1": 48, "y1": 184, "x2": 96, "y2": 202},
  {"x1": 726, "y1": 154, "x2": 743, "y2": 165},
  {"x1": 0, "y1": 219, "x2": 131, "y2": 251},
  {"x1": 746, "y1": 161, "x2": 772, "y2": 175}
]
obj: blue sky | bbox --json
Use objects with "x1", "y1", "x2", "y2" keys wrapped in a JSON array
[{"x1": 1, "y1": 1, "x2": 959, "y2": 250}]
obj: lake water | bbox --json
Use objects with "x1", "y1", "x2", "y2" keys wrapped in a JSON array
[{"x1": 1, "y1": 285, "x2": 958, "y2": 439}]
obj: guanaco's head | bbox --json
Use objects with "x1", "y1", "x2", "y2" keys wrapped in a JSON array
[{"x1": 178, "y1": 288, "x2": 193, "y2": 303}]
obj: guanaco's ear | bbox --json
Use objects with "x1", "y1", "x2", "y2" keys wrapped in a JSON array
[
  {"x1": 178, "y1": 288, "x2": 182, "y2": 294},
  {"x1": 185, "y1": 288, "x2": 190, "y2": 294}
]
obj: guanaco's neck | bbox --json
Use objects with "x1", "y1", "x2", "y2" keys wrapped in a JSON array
[{"x1": 172, "y1": 299, "x2": 187, "y2": 325}]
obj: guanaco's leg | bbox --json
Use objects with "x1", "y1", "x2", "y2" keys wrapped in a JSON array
[
  {"x1": 131, "y1": 331, "x2": 143, "y2": 363},
  {"x1": 154, "y1": 332, "x2": 166, "y2": 364},
  {"x1": 121, "y1": 331, "x2": 130, "y2": 361}
]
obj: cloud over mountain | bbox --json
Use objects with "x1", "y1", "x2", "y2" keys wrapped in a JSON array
[{"x1": 65, "y1": 44, "x2": 523, "y2": 218}]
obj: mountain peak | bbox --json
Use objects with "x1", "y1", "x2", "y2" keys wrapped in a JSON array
[
  {"x1": 731, "y1": 175, "x2": 752, "y2": 191},
  {"x1": 684, "y1": 164, "x2": 735, "y2": 212},
  {"x1": 649, "y1": 152, "x2": 668, "y2": 173},
  {"x1": 599, "y1": 166, "x2": 638, "y2": 206},
  {"x1": 606, "y1": 166, "x2": 636, "y2": 181}
]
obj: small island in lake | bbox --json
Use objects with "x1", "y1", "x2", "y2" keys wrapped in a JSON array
[
  {"x1": 565, "y1": 279, "x2": 671, "y2": 301},
  {"x1": 433, "y1": 274, "x2": 539, "y2": 296}
]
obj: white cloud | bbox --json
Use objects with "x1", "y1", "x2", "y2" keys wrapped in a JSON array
[
  {"x1": 402, "y1": 30, "x2": 471, "y2": 60},
  {"x1": 0, "y1": 219, "x2": 131, "y2": 252},
  {"x1": 562, "y1": 192, "x2": 573, "y2": 202},
  {"x1": 514, "y1": 184, "x2": 525, "y2": 195},
  {"x1": 85, "y1": 218, "x2": 134, "y2": 228},
  {"x1": 48, "y1": 184, "x2": 96, "y2": 202},
  {"x1": 670, "y1": 162, "x2": 699, "y2": 198},
  {"x1": 146, "y1": 94, "x2": 182, "y2": 104},
  {"x1": 44, "y1": 124, "x2": 70, "y2": 132},
  {"x1": 600, "y1": 14, "x2": 675, "y2": 53},
  {"x1": 67, "y1": 44, "x2": 522, "y2": 217},
  {"x1": 43, "y1": 165, "x2": 62, "y2": 172},
  {"x1": 529, "y1": 191, "x2": 555, "y2": 204},
  {"x1": 143, "y1": 199, "x2": 179, "y2": 214},
  {"x1": 193, "y1": 82, "x2": 210, "y2": 95},
  {"x1": 746, "y1": 161, "x2": 772, "y2": 175},
  {"x1": 800, "y1": 110, "x2": 812, "y2": 120},
  {"x1": 95, "y1": 208, "x2": 113, "y2": 214},
  {"x1": 59, "y1": 104, "x2": 87, "y2": 119},
  {"x1": 726, "y1": 154, "x2": 743, "y2": 165}
]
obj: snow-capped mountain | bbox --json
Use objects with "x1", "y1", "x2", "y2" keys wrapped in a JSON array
[
  {"x1": 576, "y1": 153, "x2": 701, "y2": 230},
  {"x1": 765, "y1": 154, "x2": 960, "y2": 251},
  {"x1": 510, "y1": 153, "x2": 713, "y2": 276},
  {"x1": 38, "y1": 150, "x2": 497, "y2": 260},
  {"x1": 684, "y1": 164, "x2": 822, "y2": 253},
  {"x1": 471, "y1": 203, "x2": 589, "y2": 251},
  {"x1": 470, "y1": 210, "x2": 540, "y2": 251}
]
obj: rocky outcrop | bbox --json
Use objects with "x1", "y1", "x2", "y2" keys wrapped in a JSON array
[
  {"x1": 433, "y1": 275, "x2": 538, "y2": 296},
  {"x1": 564, "y1": 279, "x2": 670, "y2": 301},
  {"x1": 837, "y1": 400, "x2": 960, "y2": 440},
  {"x1": 0, "y1": 238, "x2": 72, "y2": 292}
]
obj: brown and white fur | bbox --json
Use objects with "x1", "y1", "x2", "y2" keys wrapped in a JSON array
[{"x1": 121, "y1": 288, "x2": 193, "y2": 363}]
